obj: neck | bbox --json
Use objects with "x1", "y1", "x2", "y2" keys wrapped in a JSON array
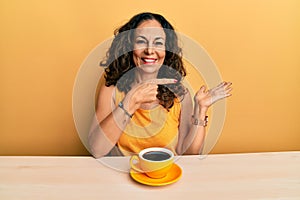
[{"x1": 134, "y1": 70, "x2": 158, "y2": 83}]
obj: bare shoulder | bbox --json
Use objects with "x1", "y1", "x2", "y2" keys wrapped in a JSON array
[
  {"x1": 97, "y1": 84, "x2": 116, "y2": 106},
  {"x1": 99, "y1": 83, "x2": 115, "y2": 97},
  {"x1": 96, "y1": 84, "x2": 116, "y2": 121}
]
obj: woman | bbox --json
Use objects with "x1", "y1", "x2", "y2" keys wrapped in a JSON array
[{"x1": 88, "y1": 12, "x2": 232, "y2": 158}]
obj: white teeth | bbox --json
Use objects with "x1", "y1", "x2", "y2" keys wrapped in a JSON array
[{"x1": 144, "y1": 59, "x2": 156, "y2": 63}]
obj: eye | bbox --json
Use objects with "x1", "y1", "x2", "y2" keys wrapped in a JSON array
[
  {"x1": 154, "y1": 41, "x2": 164, "y2": 46},
  {"x1": 136, "y1": 40, "x2": 146, "y2": 44}
]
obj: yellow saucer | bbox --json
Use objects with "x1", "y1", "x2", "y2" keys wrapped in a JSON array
[{"x1": 129, "y1": 163, "x2": 182, "y2": 186}]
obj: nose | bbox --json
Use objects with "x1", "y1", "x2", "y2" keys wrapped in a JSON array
[{"x1": 144, "y1": 44, "x2": 154, "y2": 55}]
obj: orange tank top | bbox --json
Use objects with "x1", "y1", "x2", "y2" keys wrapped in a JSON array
[{"x1": 115, "y1": 88, "x2": 181, "y2": 156}]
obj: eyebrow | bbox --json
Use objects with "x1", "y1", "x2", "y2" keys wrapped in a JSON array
[{"x1": 135, "y1": 35, "x2": 165, "y2": 41}]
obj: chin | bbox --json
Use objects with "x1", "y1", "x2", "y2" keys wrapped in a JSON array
[{"x1": 138, "y1": 64, "x2": 161, "y2": 73}]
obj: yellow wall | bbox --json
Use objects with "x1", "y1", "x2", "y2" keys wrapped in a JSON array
[{"x1": 1, "y1": 0, "x2": 299, "y2": 155}]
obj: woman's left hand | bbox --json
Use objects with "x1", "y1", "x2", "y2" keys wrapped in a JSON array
[{"x1": 194, "y1": 81, "x2": 232, "y2": 110}]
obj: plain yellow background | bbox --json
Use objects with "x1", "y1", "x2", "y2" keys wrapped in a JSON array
[{"x1": 1, "y1": 0, "x2": 299, "y2": 155}]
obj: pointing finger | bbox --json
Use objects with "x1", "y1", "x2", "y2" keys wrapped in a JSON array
[{"x1": 146, "y1": 78, "x2": 178, "y2": 85}]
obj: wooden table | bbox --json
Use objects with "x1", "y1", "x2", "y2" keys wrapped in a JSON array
[{"x1": 0, "y1": 152, "x2": 299, "y2": 199}]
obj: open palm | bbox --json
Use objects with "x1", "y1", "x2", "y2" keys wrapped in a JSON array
[{"x1": 194, "y1": 82, "x2": 232, "y2": 109}]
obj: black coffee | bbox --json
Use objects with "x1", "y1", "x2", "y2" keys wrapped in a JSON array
[{"x1": 142, "y1": 151, "x2": 171, "y2": 161}]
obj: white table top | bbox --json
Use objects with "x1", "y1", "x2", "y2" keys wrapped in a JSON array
[{"x1": 0, "y1": 151, "x2": 300, "y2": 200}]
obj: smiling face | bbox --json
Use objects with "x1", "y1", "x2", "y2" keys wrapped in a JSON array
[{"x1": 133, "y1": 20, "x2": 166, "y2": 75}]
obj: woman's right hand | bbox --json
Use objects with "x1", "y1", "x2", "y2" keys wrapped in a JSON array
[{"x1": 122, "y1": 78, "x2": 178, "y2": 114}]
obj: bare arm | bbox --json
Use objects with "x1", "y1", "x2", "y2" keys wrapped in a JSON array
[
  {"x1": 88, "y1": 84, "x2": 131, "y2": 158},
  {"x1": 177, "y1": 82, "x2": 232, "y2": 155}
]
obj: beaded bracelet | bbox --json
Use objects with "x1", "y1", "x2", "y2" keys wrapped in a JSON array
[
  {"x1": 118, "y1": 101, "x2": 133, "y2": 118},
  {"x1": 192, "y1": 115, "x2": 208, "y2": 127}
]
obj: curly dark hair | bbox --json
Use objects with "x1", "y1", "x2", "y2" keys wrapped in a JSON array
[{"x1": 101, "y1": 12, "x2": 187, "y2": 110}]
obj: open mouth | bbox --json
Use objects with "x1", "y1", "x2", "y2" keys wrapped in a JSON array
[{"x1": 141, "y1": 58, "x2": 157, "y2": 64}]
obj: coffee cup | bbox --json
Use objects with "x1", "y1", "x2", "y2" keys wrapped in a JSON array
[{"x1": 130, "y1": 147, "x2": 174, "y2": 179}]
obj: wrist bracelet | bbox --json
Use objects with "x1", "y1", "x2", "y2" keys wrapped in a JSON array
[
  {"x1": 118, "y1": 101, "x2": 133, "y2": 118},
  {"x1": 192, "y1": 115, "x2": 208, "y2": 127}
]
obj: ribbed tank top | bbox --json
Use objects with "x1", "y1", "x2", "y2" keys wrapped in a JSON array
[{"x1": 115, "y1": 88, "x2": 181, "y2": 156}]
